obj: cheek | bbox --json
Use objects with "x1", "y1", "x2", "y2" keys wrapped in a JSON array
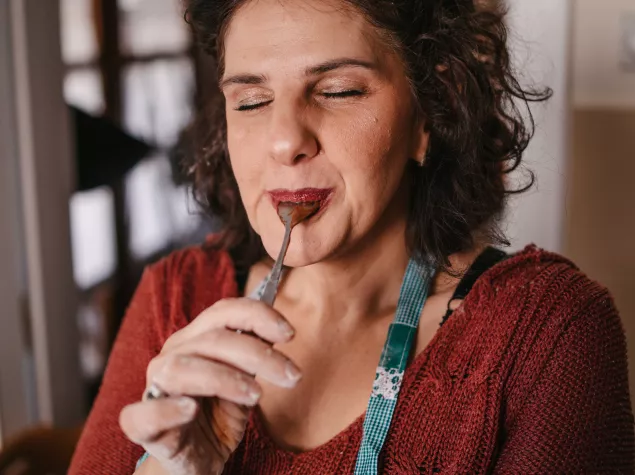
[
  {"x1": 332, "y1": 108, "x2": 410, "y2": 212},
  {"x1": 227, "y1": 123, "x2": 265, "y2": 208}
]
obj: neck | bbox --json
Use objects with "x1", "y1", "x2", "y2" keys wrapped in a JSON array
[
  {"x1": 286, "y1": 226, "x2": 409, "y2": 324},
  {"x1": 278, "y1": 228, "x2": 485, "y2": 328},
  {"x1": 269, "y1": 181, "x2": 484, "y2": 326}
]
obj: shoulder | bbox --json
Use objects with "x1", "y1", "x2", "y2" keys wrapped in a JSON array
[
  {"x1": 460, "y1": 244, "x2": 626, "y2": 394},
  {"x1": 449, "y1": 244, "x2": 623, "y2": 379},
  {"x1": 140, "y1": 241, "x2": 239, "y2": 341},
  {"x1": 146, "y1": 241, "x2": 236, "y2": 291},
  {"x1": 477, "y1": 247, "x2": 632, "y2": 432},
  {"x1": 477, "y1": 244, "x2": 615, "y2": 322}
]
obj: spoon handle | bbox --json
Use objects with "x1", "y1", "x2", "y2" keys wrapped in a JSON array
[{"x1": 259, "y1": 220, "x2": 292, "y2": 306}]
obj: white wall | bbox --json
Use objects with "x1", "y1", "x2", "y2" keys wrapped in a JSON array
[{"x1": 503, "y1": 0, "x2": 572, "y2": 253}]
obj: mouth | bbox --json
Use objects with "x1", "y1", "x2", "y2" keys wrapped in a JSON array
[{"x1": 267, "y1": 188, "x2": 334, "y2": 221}]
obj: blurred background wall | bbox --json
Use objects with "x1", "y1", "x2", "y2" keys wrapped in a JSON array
[
  {"x1": 504, "y1": 0, "x2": 571, "y2": 252},
  {"x1": 0, "y1": 0, "x2": 83, "y2": 440},
  {"x1": 567, "y1": 0, "x2": 635, "y2": 398},
  {"x1": 0, "y1": 0, "x2": 633, "y2": 471}
]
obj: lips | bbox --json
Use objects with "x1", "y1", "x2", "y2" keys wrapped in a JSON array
[
  {"x1": 267, "y1": 188, "x2": 333, "y2": 220},
  {"x1": 268, "y1": 188, "x2": 333, "y2": 205}
]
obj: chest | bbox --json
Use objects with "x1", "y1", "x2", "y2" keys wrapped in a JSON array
[
  {"x1": 228, "y1": 323, "x2": 505, "y2": 474},
  {"x1": 254, "y1": 290, "x2": 452, "y2": 453}
]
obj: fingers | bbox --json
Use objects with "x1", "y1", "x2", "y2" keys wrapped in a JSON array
[
  {"x1": 164, "y1": 298, "x2": 295, "y2": 351},
  {"x1": 120, "y1": 397, "x2": 198, "y2": 447},
  {"x1": 150, "y1": 329, "x2": 302, "y2": 391},
  {"x1": 214, "y1": 399, "x2": 251, "y2": 435},
  {"x1": 148, "y1": 355, "x2": 263, "y2": 406}
]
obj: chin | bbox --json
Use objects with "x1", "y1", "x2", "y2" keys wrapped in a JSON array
[
  {"x1": 281, "y1": 242, "x2": 323, "y2": 267},
  {"x1": 260, "y1": 222, "x2": 336, "y2": 268}
]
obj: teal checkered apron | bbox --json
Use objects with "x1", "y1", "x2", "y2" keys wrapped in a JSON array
[{"x1": 353, "y1": 258, "x2": 435, "y2": 474}]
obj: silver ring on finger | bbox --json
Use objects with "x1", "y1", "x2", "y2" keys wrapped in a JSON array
[{"x1": 143, "y1": 382, "x2": 168, "y2": 401}]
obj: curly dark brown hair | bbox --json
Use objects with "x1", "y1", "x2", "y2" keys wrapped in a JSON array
[{"x1": 181, "y1": 0, "x2": 551, "y2": 271}]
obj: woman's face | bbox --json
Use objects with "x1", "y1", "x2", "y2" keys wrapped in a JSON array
[{"x1": 222, "y1": 0, "x2": 428, "y2": 266}]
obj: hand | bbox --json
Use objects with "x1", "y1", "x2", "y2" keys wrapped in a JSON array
[{"x1": 119, "y1": 298, "x2": 301, "y2": 475}]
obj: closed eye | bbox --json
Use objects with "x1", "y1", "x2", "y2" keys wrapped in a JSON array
[
  {"x1": 235, "y1": 90, "x2": 365, "y2": 111},
  {"x1": 235, "y1": 100, "x2": 273, "y2": 112},
  {"x1": 321, "y1": 90, "x2": 365, "y2": 98}
]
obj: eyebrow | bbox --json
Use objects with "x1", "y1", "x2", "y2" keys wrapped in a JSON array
[
  {"x1": 220, "y1": 57, "x2": 376, "y2": 90},
  {"x1": 219, "y1": 73, "x2": 267, "y2": 90},
  {"x1": 305, "y1": 58, "x2": 376, "y2": 76}
]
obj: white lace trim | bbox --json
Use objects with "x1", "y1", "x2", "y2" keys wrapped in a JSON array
[{"x1": 371, "y1": 366, "x2": 404, "y2": 400}]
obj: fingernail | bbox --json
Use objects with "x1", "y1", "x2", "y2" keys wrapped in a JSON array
[
  {"x1": 243, "y1": 382, "x2": 261, "y2": 405},
  {"x1": 285, "y1": 362, "x2": 302, "y2": 382},
  {"x1": 176, "y1": 397, "x2": 197, "y2": 415},
  {"x1": 278, "y1": 319, "x2": 295, "y2": 338},
  {"x1": 248, "y1": 388, "x2": 261, "y2": 404},
  {"x1": 239, "y1": 378, "x2": 261, "y2": 403}
]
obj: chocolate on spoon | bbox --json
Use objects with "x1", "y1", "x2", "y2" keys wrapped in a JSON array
[{"x1": 277, "y1": 201, "x2": 320, "y2": 227}]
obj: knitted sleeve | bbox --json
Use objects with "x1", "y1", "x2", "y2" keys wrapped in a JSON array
[
  {"x1": 493, "y1": 292, "x2": 635, "y2": 473},
  {"x1": 68, "y1": 245, "x2": 236, "y2": 475},
  {"x1": 68, "y1": 266, "x2": 164, "y2": 475}
]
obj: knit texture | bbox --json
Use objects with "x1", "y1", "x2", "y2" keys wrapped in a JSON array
[{"x1": 69, "y1": 245, "x2": 635, "y2": 474}]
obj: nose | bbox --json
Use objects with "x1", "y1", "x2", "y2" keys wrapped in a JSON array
[{"x1": 267, "y1": 101, "x2": 319, "y2": 166}]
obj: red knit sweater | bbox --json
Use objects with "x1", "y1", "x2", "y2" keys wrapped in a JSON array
[{"x1": 69, "y1": 245, "x2": 634, "y2": 474}]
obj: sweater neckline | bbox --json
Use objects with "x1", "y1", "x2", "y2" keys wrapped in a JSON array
[
  {"x1": 239, "y1": 245, "x2": 544, "y2": 460},
  {"x1": 247, "y1": 322, "x2": 441, "y2": 460}
]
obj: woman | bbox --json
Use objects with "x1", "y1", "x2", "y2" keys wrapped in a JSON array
[{"x1": 69, "y1": 0, "x2": 635, "y2": 473}]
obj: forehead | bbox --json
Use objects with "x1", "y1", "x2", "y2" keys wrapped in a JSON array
[{"x1": 223, "y1": 0, "x2": 384, "y2": 75}]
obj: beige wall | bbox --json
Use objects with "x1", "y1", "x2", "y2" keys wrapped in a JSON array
[
  {"x1": 568, "y1": 0, "x2": 635, "y2": 397},
  {"x1": 573, "y1": 0, "x2": 635, "y2": 108},
  {"x1": 566, "y1": 110, "x2": 635, "y2": 396}
]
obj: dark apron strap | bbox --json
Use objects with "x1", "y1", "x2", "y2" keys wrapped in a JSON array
[{"x1": 441, "y1": 247, "x2": 508, "y2": 326}]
